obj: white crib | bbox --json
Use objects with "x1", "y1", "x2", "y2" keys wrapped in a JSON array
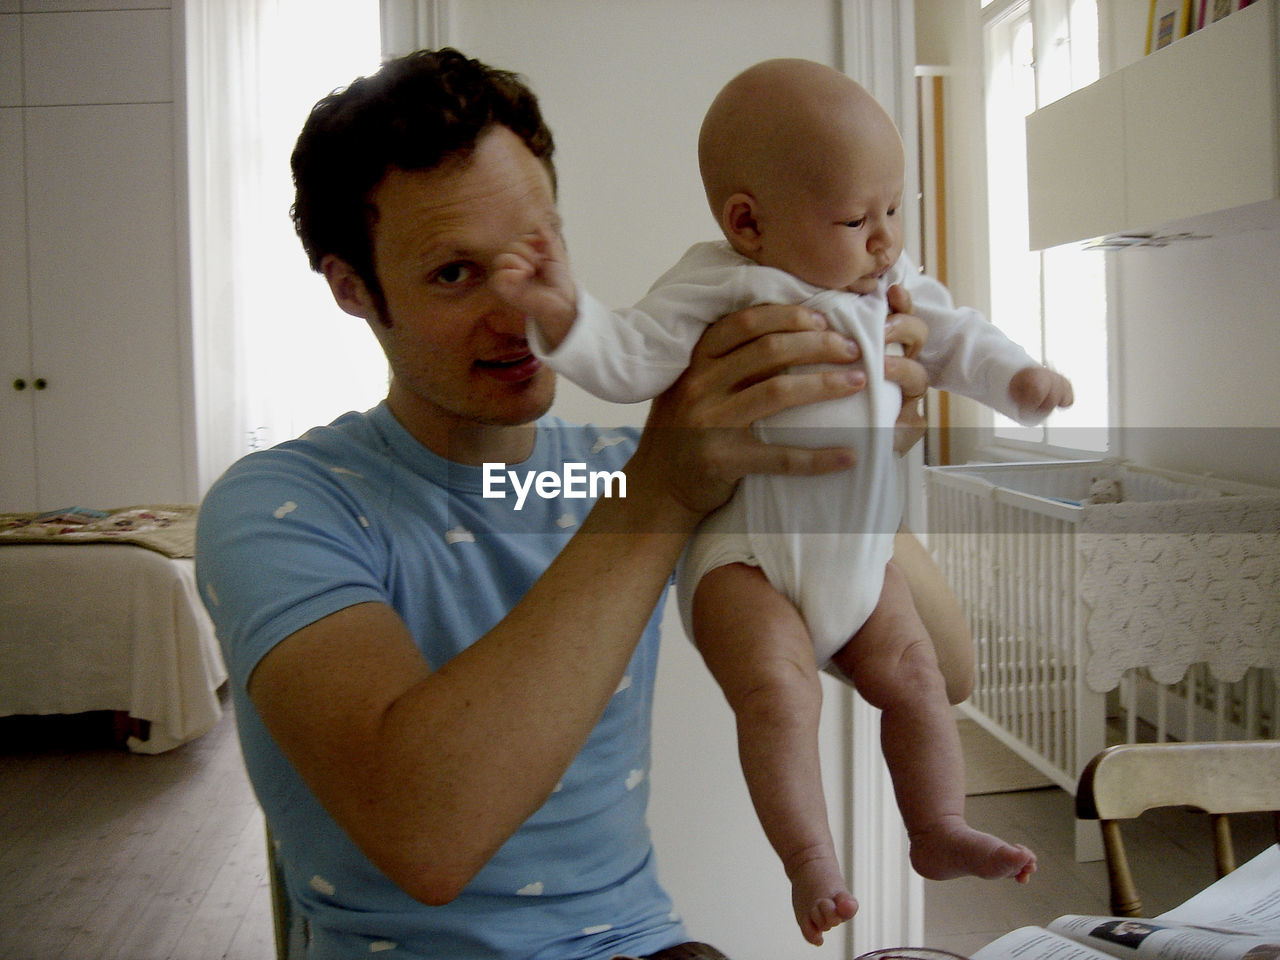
[{"x1": 924, "y1": 460, "x2": 1280, "y2": 859}]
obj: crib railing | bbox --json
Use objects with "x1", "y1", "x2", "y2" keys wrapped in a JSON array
[
  {"x1": 925, "y1": 459, "x2": 1280, "y2": 860},
  {"x1": 1117, "y1": 664, "x2": 1276, "y2": 744},
  {"x1": 929, "y1": 469, "x2": 1093, "y2": 792}
]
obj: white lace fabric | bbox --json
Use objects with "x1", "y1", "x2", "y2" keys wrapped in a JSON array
[{"x1": 1079, "y1": 496, "x2": 1280, "y2": 691}]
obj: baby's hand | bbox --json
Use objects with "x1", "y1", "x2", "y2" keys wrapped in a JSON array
[
  {"x1": 1010, "y1": 366, "x2": 1074, "y2": 420},
  {"x1": 490, "y1": 225, "x2": 578, "y2": 349}
]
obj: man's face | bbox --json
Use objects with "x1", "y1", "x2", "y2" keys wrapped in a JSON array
[{"x1": 351, "y1": 126, "x2": 561, "y2": 459}]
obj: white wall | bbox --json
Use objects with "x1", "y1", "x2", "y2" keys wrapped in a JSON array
[
  {"x1": 1111, "y1": 227, "x2": 1280, "y2": 488},
  {"x1": 446, "y1": 0, "x2": 841, "y2": 429}
]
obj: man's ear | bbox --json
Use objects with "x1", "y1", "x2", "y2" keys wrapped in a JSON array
[
  {"x1": 322, "y1": 255, "x2": 381, "y2": 323},
  {"x1": 721, "y1": 192, "x2": 763, "y2": 254}
]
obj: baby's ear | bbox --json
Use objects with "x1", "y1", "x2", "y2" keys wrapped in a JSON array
[{"x1": 721, "y1": 192, "x2": 763, "y2": 253}]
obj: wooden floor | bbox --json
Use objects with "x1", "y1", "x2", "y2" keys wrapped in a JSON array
[
  {"x1": 0, "y1": 695, "x2": 273, "y2": 960},
  {"x1": 0, "y1": 695, "x2": 1274, "y2": 960}
]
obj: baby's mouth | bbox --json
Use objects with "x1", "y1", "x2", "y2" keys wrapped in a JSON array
[{"x1": 850, "y1": 265, "x2": 889, "y2": 291}]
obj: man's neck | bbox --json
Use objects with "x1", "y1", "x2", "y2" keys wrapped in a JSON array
[
  {"x1": 384, "y1": 390, "x2": 538, "y2": 467},
  {"x1": 440, "y1": 420, "x2": 538, "y2": 467}
]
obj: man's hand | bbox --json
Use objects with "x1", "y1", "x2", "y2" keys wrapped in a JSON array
[
  {"x1": 1009, "y1": 366, "x2": 1074, "y2": 420},
  {"x1": 885, "y1": 283, "x2": 929, "y2": 455},
  {"x1": 632, "y1": 304, "x2": 869, "y2": 522},
  {"x1": 886, "y1": 283, "x2": 925, "y2": 359},
  {"x1": 490, "y1": 225, "x2": 577, "y2": 348}
]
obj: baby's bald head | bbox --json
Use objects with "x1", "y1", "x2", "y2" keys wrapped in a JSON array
[{"x1": 697, "y1": 58, "x2": 903, "y2": 232}]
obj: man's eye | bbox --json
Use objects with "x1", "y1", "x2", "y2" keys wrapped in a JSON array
[{"x1": 432, "y1": 262, "x2": 478, "y2": 285}]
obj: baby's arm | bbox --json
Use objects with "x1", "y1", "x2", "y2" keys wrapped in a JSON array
[
  {"x1": 893, "y1": 260, "x2": 1072, "y2": 425},
  {"x1": 490, "y1": 226, "x2": 577, "y2": 350},
  {"x1": 501, "y1": 242, "x2": 770, "y2": 405}
]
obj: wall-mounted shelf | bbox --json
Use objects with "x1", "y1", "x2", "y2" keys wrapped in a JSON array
[{"x1": 1026, "y1": 0, "x2": 1278, "y2": 250}]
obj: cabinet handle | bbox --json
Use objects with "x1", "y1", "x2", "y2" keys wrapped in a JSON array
[
  {"x1": 34, "y1": 378, "x2": 47, "y2": 390},
  {"x1": 12, "y1": 378, "x2": 49, "y2": 391},
  {"x1": 13, "y1": 379, "x2": 25, "y2": 391}
]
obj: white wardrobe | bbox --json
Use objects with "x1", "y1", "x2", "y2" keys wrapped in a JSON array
[{"x1": 0, "y1": 0, "x2": 195, "y2": 513}]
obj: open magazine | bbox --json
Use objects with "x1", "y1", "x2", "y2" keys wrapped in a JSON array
[{"x1": 972, "y1": 845, "x2": 1280, "y2": 960}]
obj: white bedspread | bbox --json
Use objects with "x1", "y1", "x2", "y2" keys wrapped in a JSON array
[{"x1": 0, "y1": 544, "x2": 226, "y2": 753}]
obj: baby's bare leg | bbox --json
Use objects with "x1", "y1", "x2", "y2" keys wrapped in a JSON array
[
  {"x1": 831, "y1": 562, "x2": 1036, "y2": 884},
  {"x1": 691, "y1": 563, "x2": 856, "y2": 946}
]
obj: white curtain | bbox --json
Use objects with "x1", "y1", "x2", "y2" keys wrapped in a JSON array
[{"x1": 186, "y1": 0, "x2": 388, "y2": 493}]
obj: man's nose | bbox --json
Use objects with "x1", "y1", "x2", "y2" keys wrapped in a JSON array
[{"x1": 485, "y1": 294, "x2": 530, "y2": 337}]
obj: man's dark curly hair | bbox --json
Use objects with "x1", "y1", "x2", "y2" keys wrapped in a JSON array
[{"x1": 290, "y1": 48, "x2": 556, "y2": 313}]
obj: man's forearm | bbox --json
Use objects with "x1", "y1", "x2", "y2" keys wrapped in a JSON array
[{"x1": 258, "y1": 468, "x2": 699, "y2": 906}]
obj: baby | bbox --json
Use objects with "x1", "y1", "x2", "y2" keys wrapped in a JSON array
[{"x1": 494, "y1": 58, "x2": 1069, "y2": 945}]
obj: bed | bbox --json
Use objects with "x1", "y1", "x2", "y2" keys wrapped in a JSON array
[{"x1": 0, "y1": 506, "x2": 226, "y2": 753}]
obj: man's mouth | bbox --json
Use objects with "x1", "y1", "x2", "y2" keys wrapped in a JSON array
[{"x1": 476, "y1": 352, "x2": 543, "y2": 382}]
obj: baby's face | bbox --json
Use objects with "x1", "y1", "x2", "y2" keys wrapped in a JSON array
[{"x1": 756, "y1": 134, "x2": 904, "y2": 295}]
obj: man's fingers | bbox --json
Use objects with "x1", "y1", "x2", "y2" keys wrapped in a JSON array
[
  {"x1": 695, "y1": 303, "x2": 829, "y2": 358},
  {"x1": 884, "y1": 311, "x2": 926, "y2": 360},
  {"x1": 886, "y1": 282, "x2": 914, "y2": 317},
  {"x1": 885, "y1": 353, "x2": 928, "y2": 400},
  {"x1": 730, "y1": 364, "x2": 866, "y2": 427},
  {"x1": 688, "y1": 425, "x2": 858, "y2": 482},
  {"x1": 893, "y1": 393, "x2": 927, "y2": 456},
  {"x1": 741, "y1": 438, "x2": 858, "y2": 477}
]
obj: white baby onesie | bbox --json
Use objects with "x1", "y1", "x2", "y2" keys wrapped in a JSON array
[{"x1": 533, "y1": 241, "x2": 1039, "y2": 663}]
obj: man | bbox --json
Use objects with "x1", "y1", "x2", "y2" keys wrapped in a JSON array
[{"x1": 196, "y1": 48, "x2": 929, "y2": 959}]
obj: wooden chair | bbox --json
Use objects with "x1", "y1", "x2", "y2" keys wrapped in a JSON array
[{"x1": 1076, "y1": 740, "x2": 1280, "y2": 917}]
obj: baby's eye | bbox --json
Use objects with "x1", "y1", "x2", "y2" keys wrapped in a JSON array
[
  {"x1": 844, "y1": 218, "x2": 866, "y2": 229},
  {"x1": 431, "y1": 261, "x2": 479, "y2": 286}
]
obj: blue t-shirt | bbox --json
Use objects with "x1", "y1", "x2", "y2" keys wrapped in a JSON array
[{"x1": 195, "y1": 403, "x2": 684, "y2": 959}]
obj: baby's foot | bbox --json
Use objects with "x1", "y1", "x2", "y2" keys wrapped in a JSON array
[
  {"x1": 909, "y1": 817, "x2": 1037, "y2": 883},
  {"x1": 788, "y1": 852, "x2": 858, "y2": 946}
]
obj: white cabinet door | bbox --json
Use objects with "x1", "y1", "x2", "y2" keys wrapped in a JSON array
[
  {"x1": 1121, "y1": 3, "x2": 1277, "y2": 230},
  {"x1": 1026, "y1": 73, "x2": 1126, "y2": 250},
  {"x1": 1026, "y1": 0, "x2": 1279, "y2": 249},
  {"x1": 0, "y1": 106, "x2": 37, "y2": 506},
  {"x1": 0, "y1": 3, "x2": 191, "y2": 512},
  {"x1": 21, "y1": 8, "x2": 172, "y2": 106},
  {"x1": 22, "y1": 102, "x2": 189, "y2": 510},
  {"x1": 0, "y1": 14, "x2": 20, "y2": 104}
]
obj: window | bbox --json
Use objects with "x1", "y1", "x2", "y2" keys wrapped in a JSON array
[
  {"x1": 983, "y1": 0, "x2": 1109, "y2": 454},
  {"x1": 189, "y1": 0, "x2": 388, "y2": 489}
]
